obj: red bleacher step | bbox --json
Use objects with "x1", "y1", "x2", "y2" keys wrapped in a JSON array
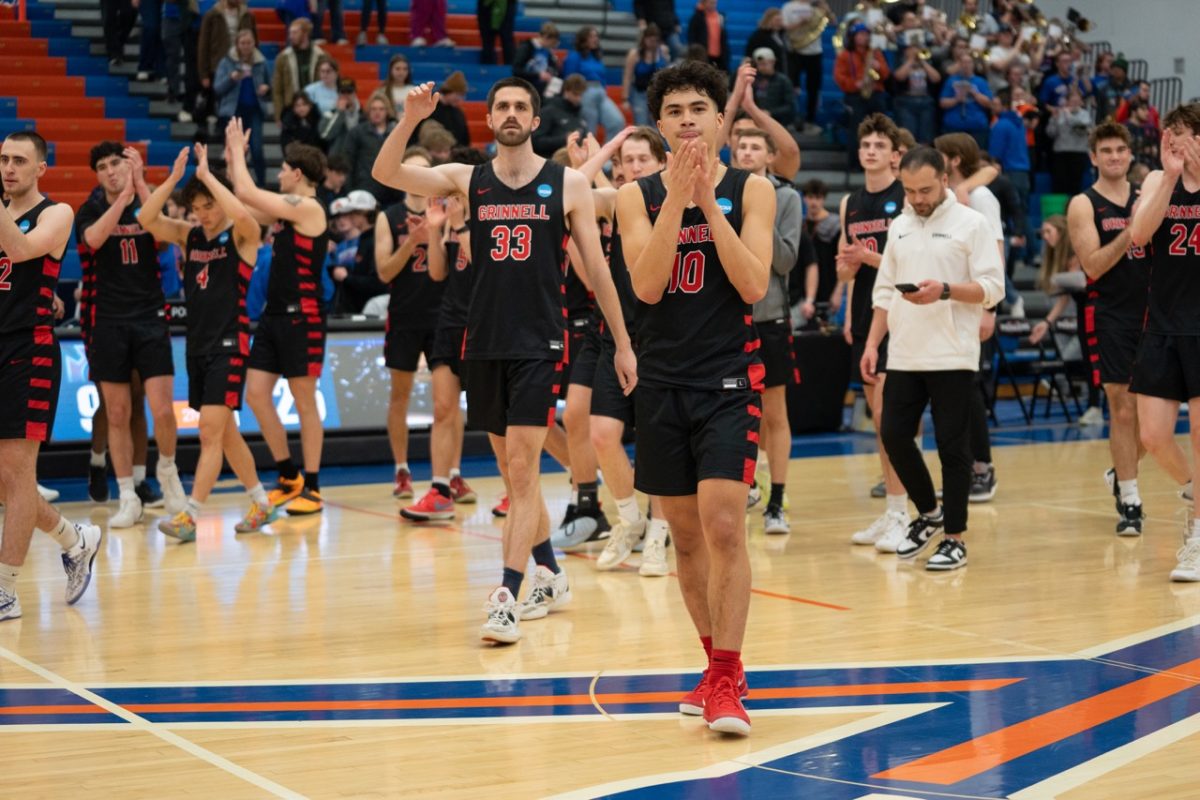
[
  {"x1": 6, "y1": 76, "x2": 88, "y2": 96},
  {"x1": 32, "y1": 119, "x2": 126, "y2": 141},
  {"x1": 19, "y1": 97, "x2": 106, "y2": 119},
  {"x1": 2, "y1": 56, "x2": 68, "y2": 75},
  {"x1": 0, "y1": 39, "x2": 48, "y2": 56}
]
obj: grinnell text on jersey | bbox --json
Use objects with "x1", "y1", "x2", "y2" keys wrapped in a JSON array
[{"x1": 475, "y1": 204, "x2": 551, "y2": 221}]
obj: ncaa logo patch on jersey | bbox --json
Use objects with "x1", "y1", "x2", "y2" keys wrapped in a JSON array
[
  {"x1": 18, "y1": 219, "x2": 30, "y2": 233},
  {"x1": 884, "y1": 201, "x2": 898, "y2": 214},
  {"x1": 536, "y1": 183, "x2": 553, "y2": 198},
  {"x1": 717, "y1": 197, "x2": 733, "y2": 215},
  {"x1": 219, "y1": 232, "x2": 230, "y2": 244}
]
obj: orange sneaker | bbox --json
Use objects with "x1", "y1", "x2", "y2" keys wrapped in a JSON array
[
  {"x1": 268, "y1": 475, "x2": 304, "y2": 509},
  {"x1": 286, "y1": 487, "x2": 323, "y2": 516},
  {"x1": 492, "y1": 494, "x2": 509, "y2": 517},
  {"x1": 450, "y1": 475, "x2": 476, "y2": 503}
]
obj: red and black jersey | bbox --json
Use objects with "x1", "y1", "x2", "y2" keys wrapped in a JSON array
[
  {"x1": 184, "y1": 225, "x2": 252, "y2": 356},
  {"x1": 564, "y1": 262, "x2": 594, "y2": 320},
  {"x1": 466, "y1": 159, "x2": 570, "y2": 361},
  {"x1": 382, "y1": 204, "x2": 444, "y2": 331},
  {"x1": 598, "y1": 217, "x2": 637, "y2": 343},
  {"x1": 634, "y1": 167, "x2": 762, "y2": 391},
  {"x1": 0, "y1": 196, "x2": 63, "y2": 336},
  {"x1": 436, "y1": 234, "x2": 473, "y2": 330},
  {"x1": 74, "y1": 189, "x2": 163, "y2": 322},
  {"x1": 844, "y1": 180, "x2": 905, "y2": 338},
  {"x1": 264, "y1": 219, "x2": 329, "y2": 316},
  {"x1": 1083, "y1": 184, "x2": 1148, "y2": 332},
  {"x1": 1147, "y1": 181, "x2": 1200, "y2": 334}
]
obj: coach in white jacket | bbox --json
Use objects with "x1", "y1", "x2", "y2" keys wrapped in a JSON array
[{"x1": 859, "y1": 146, "x2": 1004, "y2": 571}]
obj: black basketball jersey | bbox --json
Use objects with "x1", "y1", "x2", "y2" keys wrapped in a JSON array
[
  {"x1": 265, "y1": 219, "x2": 329, "y2": 316},
  {"x1": 0, "y1": 197, "x2": 63, "y2": 337},
  {"x1": 437, "y1": 235, "x2": 474, "y2": 330},
  {"x1": 598, "y1": 218, "x2": 637, "y2": 342},
  {"x1": 564, "y1": 263, "x2": 594, "y2": 320},
  {"x1": 1084, "y1": 185, "x2": 1148, "y2": 332},
  {"x1": 466, "y1": 159, "x2": 570, "y2": 361},
  {"x1": 844, "y1": 180, "x2": 905, "y2": 338},
  {"x1": 184, "y1": 225, "x2": 252, "y2": 356},
  {"x1": 635, "y1": 167, "x2": 761, "y2": 391},
  {"x1": 74, "y1": 190, "x2": 163, "y2": 321},
  {"x1": 1147, "y1": 182, "x2": 1200, "y2": 334},
  {"x1": 383, "y1": 204, "x2": 444, "y2": 331}
]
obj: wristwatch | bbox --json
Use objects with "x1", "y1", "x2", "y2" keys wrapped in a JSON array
[{"x1": 940, "y1": 282, "x2": 951, "y2": 301}]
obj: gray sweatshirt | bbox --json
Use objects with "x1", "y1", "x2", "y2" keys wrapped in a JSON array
[
  {"x1": 753, "y1": 176, "x2": 803, "y2": 322},
  {"x1": 1047, "y1": 107, "x2": 1093, "y2": 153}
]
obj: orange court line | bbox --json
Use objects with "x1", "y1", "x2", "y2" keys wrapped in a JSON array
[
  {"x1": 0, "y1": 705, "x2": 108, "y2": 715},
  {"x1": 873, "y1": 657, "x2": 1200, "y2": 786}
]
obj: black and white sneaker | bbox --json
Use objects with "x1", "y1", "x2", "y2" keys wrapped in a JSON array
[
  {"x1": 1116, "y1": 502, "x2": 1144, "y2": 536},
  {"x1": 896, "y1": 513, "x2": 944, "y2": 560},
  {"x1": 969, "y1": 466, "x2": 997, "y2": 503},
  {"x1": 926, "y1": 538, "x2": 967, "y2": 571},
  {"x1": 88, "y1": 463, "x2": 109, "y2": 503}
]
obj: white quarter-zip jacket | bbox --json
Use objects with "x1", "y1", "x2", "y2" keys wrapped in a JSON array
[{"x1": 873, "y1": 190, "x2": 1005, "y2": 372}]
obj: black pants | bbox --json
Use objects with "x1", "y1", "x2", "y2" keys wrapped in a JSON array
[
  {"x1": 101, "y1": 0, "x2": 138, "y2": 62},
  {"x1": 789, "y1": 51, "x2": 823, "y2": 125},
  {"x1": 360, "y1": 0, "x2": 387, "y2": 35},
  {"x1": 969, "y1": 373, "x2": 992, "y2": 464},
  {"x1": 881, "y1": 369, "x2": 975, "y2": 535},
  {"x1": 477, "y1": 0, "x2": 516, "y2": 65}
]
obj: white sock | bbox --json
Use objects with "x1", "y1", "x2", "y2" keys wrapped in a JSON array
[
  {"x1": 89, "y1": 450, "x2": 106, "y2": 468},
  {"x1": 571, "y1": 489, "x2": 579, "y2": 505},
  {"x1": 38, "y1": 515, "x2": 78, "y2": 552},
  {"x1": 0, "y1": 562, "x2": 18, "y2": 594},
  {"x1": 450, "y1": 467, "x2": 461, "y2": 479},
  {"x1": 396, "y1": 462, "x2": 409, "y2": 474},
  {"x1": 1191, "y1": 518, "x2": 1200, "y2": 541},
  {"x1": 1118, "y1": 479, "x2": 1140, "y2": 504},
  {"x1": 648, "y1": 517, "x2": 670, "y2": 542},
  {"x1": 185, "y1": 497, "x2": 201, "y2": 517},
  {"x1": 615, "y1": 495, "x2": 640, "y2": 525},
  {"x1": 159, "y1": 454, "x2": 175, "y2": 469},
  {"x1": 117, "y1": 476, "x2": 136, "y2": 499},
  {"x1": 248, "y1": 483, "x2": 269, "y2": 506},
  {"x1": 886, "y1": 494, "x2": 908, "y2": 515},
  {"x1": 973, "y1": 461, "x2": 991, "y2": 475},
  {"x1": 132, "y1": 465, "x2": 146, "y2": 483}
]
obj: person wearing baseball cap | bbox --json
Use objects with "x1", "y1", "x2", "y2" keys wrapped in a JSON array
[
  {"x1": 327, "y1": 189, "x2": 383, "y2": 314},
  {"x1": 749, "y1": 46, "x2": 795, "y2": 127}
]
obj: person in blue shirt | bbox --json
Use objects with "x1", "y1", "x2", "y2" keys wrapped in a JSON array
[
  {"x1": 1039, "y1": 51, "x2": 1089, "y2": 109},
  {"x1": 988, "y1": 87, "x2": 1031, "y2": 212},
  {"x1": 562, "y1": 26, "x2": 626, "y2": 139},
  {"x1": 939, "y1": 52, "x2": 993, "y2": 149}
]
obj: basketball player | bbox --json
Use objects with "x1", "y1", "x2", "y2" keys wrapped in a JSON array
[
  {"x1": 138, "y1": 142, "x2": 276, "y2": 541},
  {"x1": 841, "y1": 114, "x2": 910, "y2": 552},
  {"x1": 720, "y1": 62, "x2": 802, "y2": 181},
  {"x1": 371, "y1": 77, "x2": 637, "y2": 643},
  {"x1": 0, "y1": 131, "x2": 103, "y2": 620},
  {"x1": 76, "y1": 142, "x2": 187, "y2": 527},
  {"x1": 1128, "y1": 106, "x2": 1200, "y2": 582},
  {"x1": 735, "y1": 127, "x2": 801, "y2": 535},
  {"x1": 619, "y1": 61, "x2": 775, "y2": 735},
  {"x1": 1067, "y1": 122, "x2": 1148, "y2": 534},
  {"x1": 227, "y1": 121, "x2": 330, "y2": 515}
]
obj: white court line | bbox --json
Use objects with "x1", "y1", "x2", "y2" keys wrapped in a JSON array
[
  {"x1": 1074, "y1": 612, "x2": 1200, "y2": 658},
  {"x1": 0, "y1": 644, "x2": 305, "y2": 799}
]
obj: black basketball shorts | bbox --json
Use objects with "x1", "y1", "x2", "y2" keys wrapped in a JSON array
[
  {"x1": 187, "y1": 352, "x2": 247, "y2": 411},
  {"x1": 851, "y1": 333, "x2": 888, "y2": 383},
  {"x1": 429, "y1": 325, "x2": 466, "y2": 377},
  {"x1": 1096, "y1": 328, "x2": 1141, "y2": 386},
  {"x1": 567, "y1": 323, "x2": 602, "y2": 390},
  {"x1": 559, "y1": 316, "x2": 593, "y2": 389},
  {"x1": 634, "y1": 384, "x2": 762, "y2": 496},
  {"x1": 590, "y1": 336, "x2": 635, "y2": 427},
  {"x1": 88, "y1": 316, "x2": 174, "y2": 383},
  {"x1": 756, "y1": 318, "x2": 800, "y2": 389},
  {"x1": 384, "y1": 327, "x2": 436, "y2": 372},
  {"x1": 248, "y1": 313, "x2": 326, "y2": 379},
  {"x1": 0, "y1": 330, "x2": 60, "y2": 442},
  {"x1": 1130, "y1": 333, "x2": 1200, "y2": 402},
  {"x1": 464, "y1": 358, "x2": 563, "y2": 437}
]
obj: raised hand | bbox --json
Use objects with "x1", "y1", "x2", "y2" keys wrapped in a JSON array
[
  {"x1": 1179, "y1": 133, "x2": 1200, "y2": 176},
  {"x1": 445, "y1": 194, "x2": 466, "y2": 228},
  {"x1": 168, "y1": 146, "x2": 189, "y2": 184},
  {"x1": 565, "y1": 130, "x2": 588, "y2": 168},
  {"x1": 407, "y1": 214, "x2": 431, "y2": 244},
  {"x1": 691, "y1": 147, "x2": 718, "y2": 214},
  {"x1": 1161, "y1": 130, "x2": 1185, "y2": 177},
  {"x1": 123, "y1": 146, "x2": 147, "y2": 191},
  {"x1": 193, "y1": 142, "x2": 210, "y2": 180},
  {"x1": 402, "y1": 82, "x2": 441, "y2": 124},
  {"x1": 663, "y1": 140, "x2": 698, "y2": 204},
  {"x1": 730, "y1": 62, "x2": 756, "y2": 111},
  {"x1": 225, "y1": 117, "x2": 247, "y2": 153},
  {"x1": 425, "y1": 198, "x2": 447, "y2": 228}
]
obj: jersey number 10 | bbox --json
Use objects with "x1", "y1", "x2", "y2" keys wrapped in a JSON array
[{"x1": 667, "y1": 251, "x2": 705, "y2": 294}]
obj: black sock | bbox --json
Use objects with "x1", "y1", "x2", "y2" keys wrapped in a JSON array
[
  {"x1": 432, "y1": 481, "x2": 451, "y2": 498},
  {"x1": 502, "y1": 567, "x2": 524, "y2": 598},
  {"x1": 531, "y1": 538, "x2": 560, "y2": 573},
  {"x1": 769, "y1": 483, "x2": 785, "y2": 509},
  {"x1": 276, "y1": 458, "x2": 299, "y2": 481},
  {"x1": 304, "y1": 471, "x2": 320, "y2": 492},
  {"x1": 577, "y1": 481, "x2": 598, "y2": 513}
]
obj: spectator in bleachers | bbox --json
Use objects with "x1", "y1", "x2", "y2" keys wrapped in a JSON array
[
  {"x1": 411, "y1": 0, "x2": 454, "y2": 47},
  {"x1": 327, "y1": 190, "x2": 384, "y2": 314},
  {"x1": 478, "y1": 0, "x2": 517, "y2": 65},
  {"x1": 1046, "y1": 86, "x2": 1093, "y2": 194},
  {"x1": 380, "y1": 55, "x2": 417, "y2": 115},
  {"x1": 1096, "y1": 56, "x2": 1131, "y2": 121},
  {"x1": 1003, "y1": 61, "x2": 1031, "y2": 95},
  {"x1": 749, "y1": 48, "x2": 795, "y2": 129},
  {"x1": 781, "y1": 0, "x2": 829, "y2": 134},
  {"x1": 136, "y1": 0, "x2": 165, "y2": 80},
  {"x1": 532, "y1": 75, "x2": 588, "y2": 158},
  {"x1": 1124, "y1": 98, "x2": 1161, "y2": 169},
  {"x1": 276, "y1": 0, "x2": 315, "y2": 26},
  {"x1": 513, "y1": 23, "x2": 562, "y2": 99},
  {"x1": 989, "y1": 87, "x2": 1031, "y2": 218},
  {"x1": 215, "y1": 29, "x2": 271, "y2": 186},
  {"x1": 985, "y1": 25, "x2": 1027, "y2": 94},
  {"x1": 955, "y1": 0, "x2": 998, "y2": 39},
  {"x1": 313, "y1": 0, "x2": 348, "y2": 45},
  {"x1": 357, "y1": 0, "x2": 389, "y2": 45},
  {"x1": 563, "y1": 27, "x2": 626, "y2": 141},
  {"x1": 304, "y1": 55, "x2": 342, "y2": 115},
  {"x1": 745, "y1": 9, "x2": 789, "y2": 77},
  {"x1": 800, "y1": 178, "x2": 842, "y2": 317},
  {"x1": 163, "y1": 0, "x2": 201, "y2": 122},
  {"x1": 273, "y1": 20, "x2": 326, "y2": 122},
  {"x1": 317, "y1": 153, "x2": 350, "y2": 209},
  {"x1": 621, "y1": 25, "x2": 670, "y2": 127},
  {"x1": 940, "y1": 52, "x2": 993, "y2": 149},
  {"x1": 688, "y1": 0, "x2": 730, "y2": 72},
  {"x1": 101, "y1": 0, "x2": 138, "y2": 67},
  {"x1": 891, "y1": 44, "x2": 940, "y2": 145},
  {"x1": 934, "y1": 36, "x2": 969, "y2": 81},
  {"x1": 335, "y1": 91, "x2": 400, "y2": 206},
  {"x1": 1115, "y1": 80, "x2": 1160, "y2": 129},
  {"x1": 418, "y1": 124, "x2": 456, "y2": 163},
  {"x1": 634, "y1": 0, "x2": 683, "y2": 59},
  {"x1": 281, "y1": 90, "x2": 325, "y2": 151},
  {"x1": 319, "y1": 77, "x2": 363, "y2": 149},
  {"x1": 1039, "y1": 51, "x2": 1087, "y2": 109},
  {"x1": 199, "y1": 0, "x2": 258, "y2": 121},
  {"x1": 834, "y1": 23, "x2": 888, "y2": 167},
  {"x1": 420, "y1": 72, "x2": 471, "y2": 146}
]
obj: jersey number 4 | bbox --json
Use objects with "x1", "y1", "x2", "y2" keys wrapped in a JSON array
[
  {"x1": 119, "y1": 238, "x2": 139, "y2": 265},
  {"x1": 490, "y1": 225, "x2": 532, "y2": 261},
  {"x1": 667, "y1": 251, "x2": 705, "y2": 294},
  {"x1": 0, "y1": 257, "x2": 10, "y2": 291}
]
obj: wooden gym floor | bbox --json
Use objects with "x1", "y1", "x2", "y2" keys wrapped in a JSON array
[{"x1": 3, "y1": 426, "x2": 1199, "y2": 799}]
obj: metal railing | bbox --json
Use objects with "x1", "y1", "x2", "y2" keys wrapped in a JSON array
[
  {"x1": 1128, "y1": 58, "x2": 1149, "y2": 82},
  {"x1": 1151, "y1": 77, "x2": 1183, "y2": 115}
]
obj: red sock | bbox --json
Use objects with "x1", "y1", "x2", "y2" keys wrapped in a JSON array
[
  {"x1": 700, "y1": 636, "x2": 713, "y2": 664},
  {"x1": 709, "y1": 649, "x2": 742, "y2": 684}
]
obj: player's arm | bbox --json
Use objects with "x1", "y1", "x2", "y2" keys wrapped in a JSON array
[
  {"x1": 740, "y1": 83, "x2": 801, "y2": 180},
  {"x1": 620, "y1": 169, "x2": 687, "y2": 304},
  {"x1": 371, "y1": 83, "x2": 473, "y2": 197},
  {"x1": 136, "y1": 146, "x2": 193, "y2": 249},
  {"x1": 593, "y1": 187, "x2": 618, "y2": 221},
  {"x1": 425, "y1": 201, "x2": 449, "y2": 282},
  {"x1": 953, "y1": 164, "x2": 998, "y2": 205},
  {"x1": 700, "y1": 170, "x2": 774, "y2": 303},
  {"x1": 0, "y1": 201, "x2": 73, "y2": 263},
  {"x1": 375, "y1": 212, "x2": 426, "y2": 283},
  {"x1": 199, "y1": 141, "x2": 261, "y2": 255},
  {"x1": 1068, "y1": 192, "x2": 1130, "y2": 280},
  {"x1": 1130, "y1": 169, "x2": 1175, "y2": 248},
  {"x1": 570, "y1": 128, "x2": 633, "y2": 185},
  {"x1": 566, "y1": 239, "x2": 593, "y2": 292},
  {"x1": 715, "y1": 62, "x2": 753, "y2": 153},
  {"x1": 81, "y1": 176, "x2": 137, "y2": 251},
  {"x1": 834, "y1": 194, "x2": 876, "y2": 280},
  {"x1": 225, "y1": 117, "x2": 325, "y2": 232}
]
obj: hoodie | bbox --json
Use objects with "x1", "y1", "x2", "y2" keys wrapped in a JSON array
[{"x1": 988, "y1": 110, "x2": 1030, "y2": 173}]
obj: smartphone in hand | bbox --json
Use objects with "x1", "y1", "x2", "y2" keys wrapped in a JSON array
[{"x1": 896, "y1": 283, "x2": 920, "y2": 293}]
